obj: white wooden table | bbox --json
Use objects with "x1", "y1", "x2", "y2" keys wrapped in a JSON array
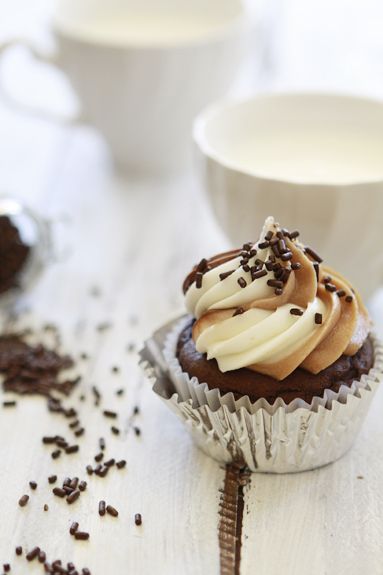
[{"x1": 1, "y1": 2, "x2": 383, "y2": 574}]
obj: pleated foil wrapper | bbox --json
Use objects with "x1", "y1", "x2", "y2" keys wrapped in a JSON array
[{"x1": 140, "y1": 315, "x2": 383, "y2": 473}]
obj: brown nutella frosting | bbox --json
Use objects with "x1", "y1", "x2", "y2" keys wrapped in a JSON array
[{"x1": 182, "y1": 217, "x2": 371, "y2": 380}]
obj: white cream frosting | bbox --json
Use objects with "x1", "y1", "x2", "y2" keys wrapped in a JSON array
[{"x1": 184, "y1": 216, "x2": 370, "y2": 379}]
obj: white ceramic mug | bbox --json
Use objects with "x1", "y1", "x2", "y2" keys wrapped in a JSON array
[
  {"x1": 0, "y1": 0, "x2": 245, "y2": 174},
  {"x1": 194, "y1": 92, "x2": 383, "y2": 298}
]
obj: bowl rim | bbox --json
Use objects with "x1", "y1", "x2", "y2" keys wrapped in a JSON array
[
  {"x1": 193, "y1": 90, "x2": 383, "y2": 188},
  {"x1": 52, "y1": 0, "x2": 247, "y2": 50}
]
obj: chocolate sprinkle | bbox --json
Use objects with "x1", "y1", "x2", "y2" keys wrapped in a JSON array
[
  {"x1": 305, "y1": 246, "x2": 323, "y2": 263},
  {"x1": 26, "y1": 547, "x2": 40, "y2": 561},
  {"x1": 237, "y1": 277, "x2": 247, "y2": 289},
  {"x1": 345, "y1": 295, "x2": 353, "y2": 303},
  {"x1": 290, "y1": 308, "x2": 303, "y2": 316},
  {"x1": 315, "y1": 313, "x2": 323, "y2": 325},
  {"x1": 15, "y1": 547, "x2": 22, "y2": 556},
  {"x1": 135, "y1": 513, "x2": 142, "y2": 526},
  {"x1": 106, "y1": 505, "x2": 119, "y2": 518},
  {"x1": 99, "y1": 500, "x2": 106, "y2": 516},
  {"x1": 74, "y1": 531, "x2": 89, "y2": 541},
  {"x1": 219, "y1": 270, "x2": 235, "y2": 281},
  {"x1": 195, "y1": 272, "x2": 203, "y2": 289},
  {"x1": 232, "y1": 307, "x2": 245, "y2": 317},
  {"x1": 18, "y1": 494, "x2": 29, "y2": 507}
]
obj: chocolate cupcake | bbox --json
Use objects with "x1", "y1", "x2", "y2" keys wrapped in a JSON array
[{"x1": 141, "y1": 217, "x2": 383, "y2": 472}]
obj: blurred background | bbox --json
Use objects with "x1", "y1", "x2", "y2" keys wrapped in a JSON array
[
  {"x1": 2, "y1": 0, "x2": 383, "y2": 192},
  {"x1": 1, "y1": 0, "x2": 383, "y2": 317}
]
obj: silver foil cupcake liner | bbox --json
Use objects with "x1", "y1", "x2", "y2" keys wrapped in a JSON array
[{"x1": 140, "y1": 315, "x2": 383, "y2": 473}]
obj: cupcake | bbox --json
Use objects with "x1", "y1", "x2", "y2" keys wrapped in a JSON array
[{"x1": 141, "y1": 217, "x2": 383, "y2": 473}]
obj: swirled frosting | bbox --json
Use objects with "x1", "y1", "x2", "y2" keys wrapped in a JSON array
[{"x1": 183, "y1": 217, "x2": 371, "y2": 380}]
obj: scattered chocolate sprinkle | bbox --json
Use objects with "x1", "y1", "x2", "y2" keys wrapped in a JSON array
[
  {"x1": 290, "y1": 308, "x2": 303, "y2": 316},
  {"x1": 116, "y1": 460, "x2": 126, "y2": 469},
  {"x1": 219, "y1": 270, "x2": 235, "y2": 281},
  {"x1": 258, "y1": 241, "x2": 269, "y2": 249},
  {"x1": 48, "y1": 475, "x2": 57, "y2": 484},
  {"x1": 111, "y1": 366, "x2": 119, "y2": 374},
  {"x1": 15, "y1": 547, "x2": 22, "y2": 556},
  {"x1": 325, "y1": 283, "x2": 337, "y2": 293},
  {"x1": 99, "y1": 437, "x2": 106, "y2": 451},
  {"x1": 133, "y1": 426, "x2": 141, "y2": 437},
  {"x1": 79, "y1": 480, "x2": 87, "y2": 492},
  {"x1": 65, "y1": 445, "x2": 79, "y2": 454},
  {"x1": 96, "y1": 321, "x2": 112, "y2": 332},
  {"x1": 104, "y1": 458, "x2": 115, "y2": 468},
  {"x1": 237, "y1": 277, "x2": 247, "y2": 288},
  {"x1": 106, "y1": 505, "x2": 118, "y2": 518},
  {"x1": 92, "y1": 385, "x2": 101, "y2": 406},
  {"x1": 98, "y1": 500, "x2": 106, "y2": 516},
  {"x1": 111, "y1": 426, "x2": 120, "y2": 435},
  {"x1": 69, "y1": 419, "x2": 80, "y2": 429},
  {"x1": 94, "y1": 452, "x2": 104, "y2": 463},
  {"x1": 313, "y1": 262, "x2": 319, "y2": 281},
  {"x1": 315, "y1": 313, "x2": 323, "y2": 325},
  {"x1": 69, "y1": 477, "x2": 79, "y2": 489},
  {"x1": 103, "y1": 410, "x2": 117, "y2": 419},
  {"x1": 26, "y1": 547, "x2": 40, "y2": 561},
  {"x1": 323, "y1": 276, "x2": 332, "y2": 284},
  {"x1": 289, "y1": 230, "x2": 300, "y2": 239},
  {"x1": 242, "y1": 264, "x2": 250, "y2": 272},
  {"x1": 305, "y1": 246, "x2": 323, "y2": 263},
  {"x1": 3, "y1": 564, "x2": 10, "y2": 572},
  {"x1": 18, "y1": 494, "x2": 29, "y2": 507},
  {"x1": 337, "y1": 290, "x2": 346, "y2": 298},
  {"x1": 43, "y1": 504, "x2": 49, "y2": 511},
  {"x1": 56, "y1": 438, "x2": 68, "y2": 448},
  {"x1": 275, "y1": 288, "x2": 283, "y2": 296},
  {"x1": 232, "y1": 307, "x2": 245, "y2": 317},
  {"x1": 38, "y1": 550, "x2": 46, "y2": 563},
  {"x1": 74, "y1": 427, "x2": 85, "y2": 437},
  {"x1": 135, "y1": 513, "x2": 142, "y2": 526},
  {"x1": 52, "y1": 487, "x2": 66, "y2": 498},
  {"x1": 133, "y1": 405, "x2": 140, "y2": 415},
  {"x1": 291, "y1": 262, "x2": 302, "y2": 270},
  {"x1": 86, "y1": 465, "x2": 93, "y2": 476},
  {"x1": 0, "y1": 215, "x2": 30, "y2": 295},
  {"x1": 67, "y1": 490, "x2": 81, "y2": 504},
  {"x1": 29, "y1": 481, "x2": 37, "y2": 490},
  {"x1": 70, "y1": 522, "x2": 79, "y2": 535},
  {"x1": 2, "y1": 400, "x2": 16, "y2": 407},
  {"x1": 116, "y1": 388, "x2": 124, "y2": 396},
  {"x1": 345, "y1": 295, "x2": 353, "y2": 303},
  {"x1": 265, "y1": 260, "x2": 274, "y2": 271},
  {"x1": 74, "y1": 531, "x2": 89, "y2": 541},
  {"x1": 0, "y1": 331, "x2": 77, "y2": 400}
]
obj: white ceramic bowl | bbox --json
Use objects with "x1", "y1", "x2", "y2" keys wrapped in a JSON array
[{"x1": 194, "y1": 92, "x2": 383, "y2": 298}]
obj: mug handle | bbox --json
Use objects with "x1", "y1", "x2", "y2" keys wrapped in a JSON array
[{"x1": 0, "y1": 38, "x2": 83, "y2": 125}]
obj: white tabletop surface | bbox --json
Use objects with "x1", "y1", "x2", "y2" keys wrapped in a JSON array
[{"x1": 0, "y1": 1, "x2": 383, "y2": 574}]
